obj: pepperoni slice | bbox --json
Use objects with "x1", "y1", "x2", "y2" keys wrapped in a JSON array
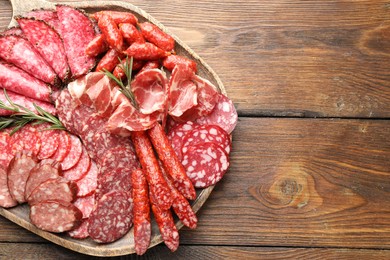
[
  {"x1": 181, "y1": 142, "x2": 230, "y2": 188},
  {"x1": 63, "y1": 146, "x2": 91, "y2": 182},
  {"x1": 75, "y1": 161, "x2": 98, "y2": 197},
  {"x1": 50, "y1": 131, "x2": 71, "y2": 162},
  {"x1": 61, "y1": 135, "x2": 83, "y2": 170}
]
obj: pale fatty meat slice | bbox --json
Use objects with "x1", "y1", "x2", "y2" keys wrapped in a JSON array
[
  {"x1": 30, "y1": 200, "x2": 82, "y2": 233},
  {"x1": 0, "y1": 35, "x2": 59, "y2": 85},
  {"x1": 75, "y1": 161, "x2": 98, "y2": 197},
  {"x1": 67, "y1": 219, "x2": 89, "y2": 239},
  {"x1": 67, "y1": 72, "x2": 105, "y2": 106},
  {"x1": 88, "y1": 190, "x2": 133, "y2": 243},
  {"x1": 0, "y1": 61, "x2": 52, "y2": 103},
  {"x1": 0, "y1": 166, "x2": 17, "y2": 208},
  {"x1": 16, "y1": 17, "x2": 70, "y2": 82},
  {"x1": 25, "y1": 159, "x2": 62, "y2": 200},
  {"x1": 61, "y1": 134, "x2": 83, "y2": 171},
  {"x1": 85, "y1": 75, "x2": 115, "y2": 117},
  {"x1": 56, "y1": 5, "x2": 97, "y2": 78},
  {"x1": 181, "y1": 142, "x2": 230, "y2": 188},
  {"x1": 63, "y1": 146, "x2": 91, "y2": 182}
]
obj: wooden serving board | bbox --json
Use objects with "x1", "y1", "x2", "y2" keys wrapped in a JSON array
[{"x1": 0, "y1": 0, "x2": 227, "y2": 256}]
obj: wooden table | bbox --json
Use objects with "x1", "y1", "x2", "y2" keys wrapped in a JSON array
[{"x1": 0, "y1": 0, "x2": 389, "y2": 259}]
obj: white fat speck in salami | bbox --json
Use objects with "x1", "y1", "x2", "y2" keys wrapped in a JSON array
[
  {"x1": 30, "y1": 200, "x2": 82, "y2": 233},
  {"x1": 88, "y1": 190, "x2": 133, "y2": 243},
  {"x1": 68, "y1": 219, "x2": 89, "y2": 239},
  {"x1": 50, "y1": 130, "x2": 71, "y2": 162},
  {"x1": 63, "y1": 146, "x2": 91, "y2": 182},
  {"x1": 182, "y1": 142, "x2": 230, "y2": 188},
  {"x1": 75, "y1": 161, "x2": 98, "y2": 197},
  {"x1": 73, "y1": 194, "x2": 95, "y2": 219},
  {"x1": 61, "y1": 135, "x2": 83, "y2": 170},
  {"x1": 195, "y1": 93, "x2": 238, "y2": 134},
  {"x1": 7, "y1": 151, "x2": 38, "y2": 203},
  {"x1": 0, "y1": 166, "x2": 17, "y2": 208}
]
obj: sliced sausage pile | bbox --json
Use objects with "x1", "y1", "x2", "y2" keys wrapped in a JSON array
[{"x1": 0, "y1": 5, "x2": 238, "y2": 255}]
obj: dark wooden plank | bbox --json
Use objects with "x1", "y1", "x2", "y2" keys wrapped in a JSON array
[
  {"x1": 0, "y1": 0, "x2": 389, "y2": 118},
  {"x1": 0, "y1": 243, "x2": 389, "y2": 259}
]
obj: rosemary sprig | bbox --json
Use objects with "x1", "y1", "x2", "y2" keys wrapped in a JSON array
[
  {"x1": 0, "y1": 89, "x2": 65, "y2": 134},
  {"x1": 103, "y1": 56, "x2": 138, "y2": 109}
]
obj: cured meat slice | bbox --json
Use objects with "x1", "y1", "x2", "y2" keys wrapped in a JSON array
[
  {"x1": 96, "y1": 166, "x2": 133, "y2": 200},
  {"x1": 85, "y1": 75, "x2": 114, "y2": 117},
  {"x1": 0, "y1": 35, "x2": 59, "y2": 85},
  {"x1": 132, "y1": 169, "x2": 151, "y2": 255},
  {"x1": 30, "y1": 200, "x2": 82, "y2": 233},
  {"x1": 0, "y1": 166, "x2": 17, "y2": 208},
  {"x1": 1, "y1": 27, "x2": 23, "y2": 36},
  {"x1": 182, "y1": 124, "x2": 231, "y2": 155},
  {"x1": 0, "y1": 88, "x2": 56, "y2": 116},
  {"x1": 131, "y1": 69, "x2": 168, "y2": 115},
  {"x1": 131, "y1": 131, "x2": 172, "y2": 210},
  {"x1": 67, "y1": 72, "x2": 105, "y2": 106},
  {"x1": 63, "y1": 146, "x2": 91, "y2": 182},
  {"x1": 61, "y1": 135, "x2": 83, "y2": 171},
  {"x1": 25, "y1": 159, "x2": 62, "y2": 200},
  {"x1": 79, "y1": 116, "x2": 106, "y2": 159},
  {"x1": 70, "y1": 104, "x2": 96, "y2": 135},
  {"x1": 0, "y1": 130, "x2": 12, "y2": 169},
  {"x1": 151, "y1": 204, "x2": 179, "y2": 252},
  {"x1": 148, "y1": 124, "x2": 196, "y2": 200},
  {"x1": 8, "y1": 124, "x2": 41, "y2": 156},
  {"x1": 195, "y1": 93, "x2": 238, "y2": 134},
  {"x1": 73, "y1": 194, "x2": 95, "y2": 219},
  {"x1": 26, "y1": 9, "x2": 58, "y2": 25},
  {"x1": 75, "y1": 161, "x2": 98, "y2": 197},
  {"x1": 182, "y1": 142, "x2": 230, "y2": 188},
  {"x1": 27, "y1": 177, "x2": 78, "y2": 205},
  {"x1": 168, "y1": 64, "x2": 198, "y2": 118},
  {"x1": 0, "y1": 61, "x2": 52, "y2": 103},
  {"x1": 56, "y1": 5, "x2": 97, "y2": 78},
  {"x1": 35, "y1": 124, "x2": 60, "y2": 160},
  {"x1": 99, "y1": 145, "x2": 139, "y2": 177},
  {"x1": 7, "y1": 151, "x2": 38, "y2": 203},
  {"x1": 68, "y1": 219, "x2": 89, "y2": 239},
  {"x1": 50, "y1": 130, "x2": 71, "y2": 162},
  {"x1": 16, "y1": 17, "x2": 70, "y2": 82},
  {"x1": 91, "y1": 11, "x2": 138, "y2": 25},
  {"x1": 55, "y1": 88, "x2": 77, "y2": 134},
  {"x1": 88, "y1": 190, "x2": 133, "y2": 243},
  {"x1": 167, "y1": 121, "x2": 196, "y2": 161}
]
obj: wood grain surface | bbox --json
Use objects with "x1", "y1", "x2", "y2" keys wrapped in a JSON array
[{"x1": 0, "y1": 0, "x2": 389, "y2": 259}]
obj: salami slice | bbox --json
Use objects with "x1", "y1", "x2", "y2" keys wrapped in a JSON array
[
  {"x1": 195, "y1": 93, "x2": 238, "y2": 134},
  {"x1": 63, "y1": 146, "x2": 91, "y2": 182},
  {"x1": 75, "y1": 161, "x2": 98, "y2": 197},
  {"x1": 167, "y1": 121, "x2": 196, "y2": 161},
  {"x1": 99, "y1": 146, "x2": 139, "y2": 177},
  {"x1": 27, "y1": 177, "x2": 78, "y2": 205},
  {"x1": 35, "y1": 124, "x2": 60, "y2": 160},
  {"x1": 88, "y1": 190, "x2": 133, "y2": 243},
  {"x1": 26, "y1": 9, "x2": 58, "y2": 24},
  {"x1": 56, "y1": 5, "x2": 97, "y2": 78},
  {"x1": 0, "y1": 130, "x2": 12, "y2": 169},
  {"x1": 0, "y1": 166, "x2": 17, "y2": 208},
  {"x1": 96, "y1": 166, "x2": 133, "y2": 200},
  {"x1": 30, "y1": 200, "x2": 82, "y2": 233},
  {"x1": 16, "y1": 17, "x2": 70, "y2": 82},
  {"x1": 181, "y1": 142, "x2": 230, "y2": 188},
  {"x1": 50, "y1": 130, "x2": 71, "y2": 162},
  {"x1": 70, "y1": 104, "x2": 96, "y2": 135},
  {"x1": 1, "y1": 27, "x2": 23, "y2": 36},
  {"x1": 25, "y1": 159, "x2": 62, "y2": 200},
  {"x1": 55, "y1": 89, "x2": 77, "y2": 134},
  {"x1": 73, "y1": 194, "x2": 95, "y2": 219},
  {"x1": 61, "y1": 135, "x2": 83, "y2": 171},
  {"x1": 8, "y1": 124, "x2": 41, "y2": 156},
  {"x1": 7, "y1": 151, "x2": 38, "y2": 203},
  {"x1": 0, "y1": 35, "x2": 59, "y2": 85},
  {"x1": 0, "y1": 61, "x2": 52, "y2": 103},
  {"x1": 68, "y1": 219, "x2": 89, "y2": 239}
]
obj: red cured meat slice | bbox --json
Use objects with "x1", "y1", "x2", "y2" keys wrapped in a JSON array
[
  {"x1": 0, "y1": 61, "x2": 52, "y2": 103},
  {"x1": 63, "y1": 146, "x2": 91, "y2": 182},
  {"x1": 16, "y1": 17, "x2": 70, "y2": 82},
  {"x1": 0, "y1": 35, "x2": 59, "y2": 85},
  {"x1": 68, "y1": 219, "x2": 89, "y2": 239},
  {"x1": 27, "y1": 177, "x2": 78, "y2": 205},
  {"x1": 56, "y1": 5, "x2": 97, "y2": 78},
  {"x1": 35, "y1": 123, "x2": 60, "y2": 160},
  {"x1": 88, "y1": 190, "x2": 133, "y2": 243},
  {"x1": 55, "y1": 89, "x2": 77, "y2": 134},
  {"x1": 96, "y1": 166, "x2": 133, "y2": 201},
  {"x1": 181, "y1": 142, "x2": 230, "y2": 188},
  {"x1": 61, "y1": 135, "x2": 83, "y2": 171},
  {"x1": 1, "y1": 27, "x2": 23, "y2": 36},
  {"x1": 168, "y1": 64, "x2": 198, "y2": 118},
  {"x1": 73, "y1": 194, "x2": 95, "y2": 219},
  {"x1": 0, "y1": 130, "x2": 12, "y2": 169},
  {"x1": 0, "y1": 88, "x2": 56, "y2": 116},
  {"x1": 85, "y1": 75, "x2": 114, "y2": 117},
  {"x1": 7, "y1": 151, "x2": 38, "y2": 203},
  {"x1": 50, "y1": 130, "x2": 71, "y2": 162},
  {"x1": 99, "y1": 146, "x2": 139, "y2": 177},
  {"x1": 182, "y1": 124, "x2": 231, "y2": 155},
  {"x1": 195, "y1": 93, "x2": 238, "y2": 134},
  {"x1": 71, "y1": 104, "x2": 96, "y2": 136},
  {"x1": 75, "y1": 161, "x2": 98, "y2": 197},
  {"x1": 8, "y1": 124, "x2": 41, "y2": 156},
  {"x1": 25, "y1": 159, "x2": 62, "y2": 200},
  {"x1": 26, "y1": 9, "x2": 58, "y2": 24},
  {"x1": 67, "y1": 72, "x2": 105, "y2": 106},
  {"x1": 167, "y1": 121, "x2": 197, "y2": 161},
  {"x1": 131, "y1": 69, "x2": 168, "y2": 115},
  {"x1": 30, "y1": 200, "x2": 82, "y2": 233},
  {"x1": 0, "y1": 166, "x2": 17, "y2": 208},
  {"x1": 79, "y1": 116, "x2": 106, "y2": 159}
]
